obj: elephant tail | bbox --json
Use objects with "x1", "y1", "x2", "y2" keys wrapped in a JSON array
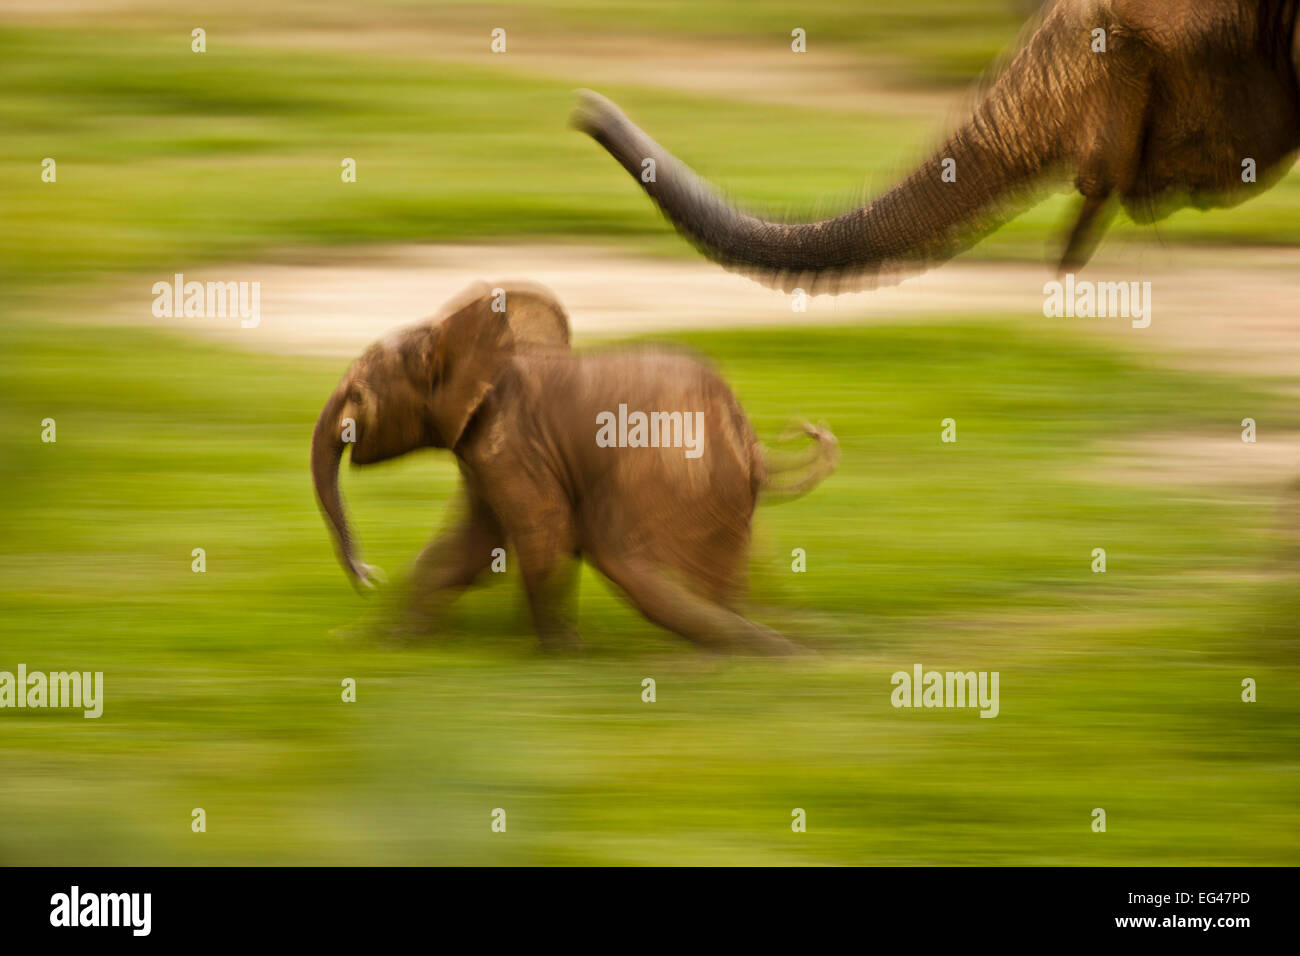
[{"x1": 758, "y1": 420, "x2": 839, "y2": 503}]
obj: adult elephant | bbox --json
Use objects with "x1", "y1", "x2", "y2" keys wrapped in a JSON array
[{"x1": 573, "y1": 0, "x2": 1300, "y2": 293}]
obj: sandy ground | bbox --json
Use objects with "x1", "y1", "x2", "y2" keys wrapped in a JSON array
[
  {"x1": 89, "y1": 240, "x2": 1300, "y2": 380},
  {"x1": 1090, "y1": 434, "x2": 1300, "y2": 489}
]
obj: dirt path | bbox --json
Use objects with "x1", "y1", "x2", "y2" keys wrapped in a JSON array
[{"x1": 89, "y1": 240, "x2": 1300, "y2": 380}]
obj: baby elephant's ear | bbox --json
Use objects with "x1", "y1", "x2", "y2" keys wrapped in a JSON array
[
  {"x1": 429, "y1": 284, "x2": 513, "y2": 449},
  {"x1": 498, "y1": 280, "x2": 571, "y2": 351}
]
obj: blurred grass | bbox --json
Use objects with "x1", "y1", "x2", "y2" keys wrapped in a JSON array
[
  {"x1": 444, "y1": 0, "x2": 1030, "y2": 80},
  {"x1": 1, "y1": 317, "x2": 1297, "y2": 864}
]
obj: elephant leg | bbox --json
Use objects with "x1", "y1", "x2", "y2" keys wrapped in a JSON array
[
  {"x1": 505, "y1": 512, "x2": 582, "y2": 650},
  {"x1": 1058, "y1": 192, "x2": 1115, "y2": 275},
  {"x1": 1059, "y1": 66, "x2": 1151, "y2": 274},
  {"x1": 405, "y1": 492, "x2": 505, "y2": 633},
  {"x1": 702, "y1": 534, "x2": 750, "y2": 611},
  {"x1": 592, "y1": 552, "x2": 802, "y2": 656},
  {"x1": 522, "y1": 552, "x2": 582, "y2": 651}
]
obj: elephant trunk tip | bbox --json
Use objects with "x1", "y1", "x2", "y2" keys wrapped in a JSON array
[
  {"x1": 311, "y1": 384, "x2": 385, "y2": 594},
  {"x1": 569, "y1": 89, "x2": 625, "y2": 139}
]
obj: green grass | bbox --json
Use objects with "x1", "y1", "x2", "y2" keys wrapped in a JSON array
[{"x1": 1, "y1": 316, "x2": 1297, "y2": 865}]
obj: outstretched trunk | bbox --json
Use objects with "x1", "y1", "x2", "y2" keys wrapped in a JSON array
[
  {"x1": 311, "y1": 384, "x2": 371, "y2": 588},
  {"x1": 573, "y1": 7, "x2": 1099, "y2": 292}
]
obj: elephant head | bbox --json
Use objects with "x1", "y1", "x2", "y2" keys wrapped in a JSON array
[
  {"x1": 574, "y1": 0, "x2": 1300, "y2": 293},
  {"x1": 310, "y1": 281, "x2": 571, "y2": 589}
]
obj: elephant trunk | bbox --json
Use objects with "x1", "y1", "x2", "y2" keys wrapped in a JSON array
[
  {"x1": 573, "y1": 8, "x2": 1089, "y2": 292},
  {"x1": 311, "y1": 384, "x2": 379, "y2": 590}
]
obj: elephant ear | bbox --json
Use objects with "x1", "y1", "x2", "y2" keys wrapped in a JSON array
[
  {"x1": 428, "y1": 281, "x2": 570, "y2": 449},
  {"x1": 428, "y1": 284, "x2": 511, "y2": 450},
  {"x1": 499, "y1": 280, "x2": 571, "y2": 352}
]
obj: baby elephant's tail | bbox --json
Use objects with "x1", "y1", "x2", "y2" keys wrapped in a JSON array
[{"x1": 758, "y1": 420, "x2": 839, "y2": 503}]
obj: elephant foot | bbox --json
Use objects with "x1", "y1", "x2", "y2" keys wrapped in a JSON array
[
  {"x1": 537, "y1": 625, "x2": 583, "y2": 654},
  {"x1": 381, "y1": 607, "x2": 453, "y2": 645}
]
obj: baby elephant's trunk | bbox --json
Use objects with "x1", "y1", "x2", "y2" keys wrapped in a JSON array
[{"x1": 759, "y1": 421, "x2": 840, "y2": 503}]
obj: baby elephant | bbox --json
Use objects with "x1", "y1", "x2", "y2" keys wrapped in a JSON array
[{"x1": 311, "y1": 281, "x2": 837, "y2": 654}]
